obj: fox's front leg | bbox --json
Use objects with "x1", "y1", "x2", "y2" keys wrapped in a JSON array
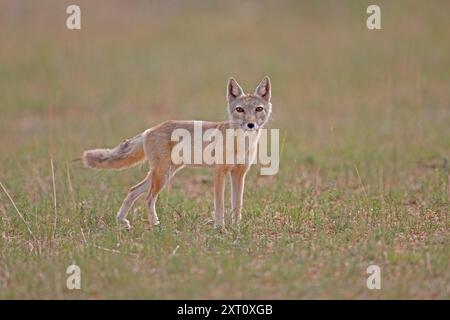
[
  {"x1": 214, "y1": 169, "x2": 226, "y2": 228},
  {"x1": 230, "y1": 167, "x2": 247, "y2": 226}
]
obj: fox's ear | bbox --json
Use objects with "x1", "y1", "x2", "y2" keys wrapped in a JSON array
[
  {"x1": 227, "y1": 77, "x2": 244, "y2": 103},
  {"x1": 254, "y1": 76, "x2": 271, "y2": 102}
]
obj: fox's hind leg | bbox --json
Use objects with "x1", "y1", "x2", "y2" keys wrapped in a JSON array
[
  {"x1": 117, "y1": 172, "x2": 152, "y2": 229},
  {"x1": 146, "y1": 163, "x2": 181, "y2": 227}
]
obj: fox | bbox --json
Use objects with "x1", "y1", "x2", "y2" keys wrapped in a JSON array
[{"x1": 82, "y1": 76, "x2": 272, "y2": 230}]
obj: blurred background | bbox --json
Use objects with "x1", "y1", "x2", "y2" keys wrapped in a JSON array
[
  {"x1": 0, "y1": 0, "x2": 448, "y2": 299},
  {"x1": 1, "y1": 0, "x2": 448, "y2": 167}
]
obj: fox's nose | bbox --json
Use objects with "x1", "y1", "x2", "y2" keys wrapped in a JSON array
[{"x1": 247, "y1": 123, "x2": 255, "y2": 129}]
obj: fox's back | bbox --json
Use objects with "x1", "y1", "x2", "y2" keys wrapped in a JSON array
[{"x1": 142, "y1": 120, "x2": 258, "y2": 167}]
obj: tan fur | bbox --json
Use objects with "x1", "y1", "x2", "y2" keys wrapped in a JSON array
[
  {"x1": 82, "y1": 77, "x2": 272, "y2": 229},
  {"x1": 82, "y1": 133, "x2": 145, "y2": 169}
]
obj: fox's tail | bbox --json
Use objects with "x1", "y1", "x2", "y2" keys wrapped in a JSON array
[{"x1": 82, "y1": 132, "x2": 145, "y2": 170}]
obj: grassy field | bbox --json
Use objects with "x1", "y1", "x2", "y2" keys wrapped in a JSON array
[{"x1": 0, "y1": 0, "x2": 449, "y2": 299}]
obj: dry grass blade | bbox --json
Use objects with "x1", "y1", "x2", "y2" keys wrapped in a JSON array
[
  {"x1": 51, "y1": 159, "x2": 57, "y2": 241},
  {"x1": 0, "y1": 181, "x2": 37, "y2": 242},
  {"x1": 169, "y1": 245, "x2": 180, "y2": 258}
]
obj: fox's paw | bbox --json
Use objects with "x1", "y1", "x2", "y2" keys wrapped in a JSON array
[
  {"x1": 231, "y1": 218, "x2": 242, "y2": 228},
  {"x1": 119, "y1": 219, "x2": 132, "y2": 230},
  {"x1": 147, "y1": 218, "x2": 160, "y2": 229},
  {"x1": 214, "y1": 223, "x2": 227, "y2": 233}
]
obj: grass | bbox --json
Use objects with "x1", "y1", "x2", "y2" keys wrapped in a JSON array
[{"x1": 0, "y1": 0, "x2": 449, "y2": 299}]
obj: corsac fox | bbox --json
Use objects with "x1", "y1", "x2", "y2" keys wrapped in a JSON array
[{"x1": 82, "y1": 77, "x2": 273, "y2": 229}]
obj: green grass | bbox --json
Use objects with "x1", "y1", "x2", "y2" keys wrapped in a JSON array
[{"x1": 0, "y1": 0, "x2": 449, "y2": 299}]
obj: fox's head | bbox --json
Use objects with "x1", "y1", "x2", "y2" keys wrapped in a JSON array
[{"x1": 226, "y1": 76, "x2": 272, "y2": 131}]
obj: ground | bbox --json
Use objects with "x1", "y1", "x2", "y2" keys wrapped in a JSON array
[{"x1": 0, "y1": 0, "x2": 449, "y2": 299}]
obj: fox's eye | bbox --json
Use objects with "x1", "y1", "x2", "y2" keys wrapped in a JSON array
[
  {"x1": 255, "y1": 106, "x2": 264, "y2": 112},
  {"x1": 235, "y1": 107, "x2": 244, "y2": 113}
]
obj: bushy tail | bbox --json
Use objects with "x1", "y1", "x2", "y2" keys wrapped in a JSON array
[{"x1": 82, "y1": 132, "x2": 145, "y2": 170}]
